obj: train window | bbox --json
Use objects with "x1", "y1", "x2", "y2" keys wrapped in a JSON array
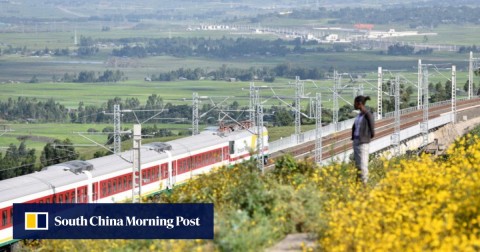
[
  {"x1": 10, "y1": 208, "x2": 13, "y2": 225},
  {"x1": 46, "y1": 198, "x2": 50, "y2": 203},
  {"x1": 113, "y1": 180, "x2": 116, "y2": 192},
  {"x1": 123, "y1": 177, "x2": 127, "y2": 189},
  {"x1": 102, "y1": 183, "x2": 106, "y2": 197},
  {"x1": 58, "y1": 195, "x2": 63, "y2": 204},
  {"x1": 77, "y1": 190, "x2": 81, "y2": 203},
  {"x1": 83, "y1": 188, "x2": 88, "y2": 203},
  {"x1": 108, "y1": 181, "x2": 111, "y2": 195},
  {"x1": 2, "y1": 210, "x2": 6, "y2": 226},
  {"x1": 39, "y1": 200, "x2": 43, "y2": 203},
  {"x1": 78, "y1": 189, "x2": 84, "y2": 203},
  {"x1": 65, "y1": 194, "x2": 69, "y2": 203},
  {"x1": 223, "y1": 147, "x2": 229, "y2": 160}
]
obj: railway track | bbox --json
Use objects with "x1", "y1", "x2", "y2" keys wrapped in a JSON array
[{"x1": 267, "y1": 97, "x2": 480, "y2": 167}]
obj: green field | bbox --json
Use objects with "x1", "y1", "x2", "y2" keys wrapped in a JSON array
[{"x1": 0, "y1": 122, "x2": 192, "y2": 162}]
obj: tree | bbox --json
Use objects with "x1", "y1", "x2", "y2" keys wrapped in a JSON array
[
  {"x1": 464, "y1": 80, "x2": 477, "y2": 93},
  {"x1": 76, "y1": 71, "x2": 96, "y2": 82},
  {"x1": 272, "y1": 107, "x2": 293, "y2": 126},
  {"x1": 0, "y1": 141, "x2": 37, "y2": 180},
  {"x1": 40, "y1": 139, "x2": 79, "y2": 167},
  {"x1": 146, "y1": 94, "x2": 163, "y2": 110},
  {"x1": 29, "y1": 75, "x2": 39, "y2": 83},
  {"x1": 387, "y1": 43, "x2": 415, "y2": 56}
]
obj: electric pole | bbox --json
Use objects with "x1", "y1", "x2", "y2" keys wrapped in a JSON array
[{"x1": 315, "y1": 93, "x2": 322, "y2": 164}]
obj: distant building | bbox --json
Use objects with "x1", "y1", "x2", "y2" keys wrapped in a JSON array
[{"x1": 325, "y1": 34, "x2": 339, "y2": 42}]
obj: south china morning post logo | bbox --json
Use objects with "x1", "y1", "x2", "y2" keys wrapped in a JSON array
[
  {"x1": 14, "y1": 203, "x2": 213, "y2": 239},
  {"x1": 24, "y1": 212, "x2": 48, "y2": 230}
]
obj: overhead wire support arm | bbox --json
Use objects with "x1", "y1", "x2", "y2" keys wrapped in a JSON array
[
  {"x1": 104, "y1": 104, "x2": 167, "y2": 153},
  {"x1": 192, "y1": 93, "x2": 232, "y2": 135},
  {"x1": 75, "y1": 132, "x2": 132, "y2": 163}
]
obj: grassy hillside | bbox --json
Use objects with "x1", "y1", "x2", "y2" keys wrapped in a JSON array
[{"x1": 25, "y1": 126, "x2": 480, "y2": 251}]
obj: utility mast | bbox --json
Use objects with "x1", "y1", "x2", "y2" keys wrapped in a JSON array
[
  {"x1": 192, "y1": 92, "x2": 199, "y2": 135},
  {"x1": 451, "y1": 65, "x2": 456, "y2": 123},
  {"x1": 113, "y1": 104, "x2": 121, "y2": 154},
  {"x1": 249, "y1": 82, "x2": 256, "y2": 126},
  {"x1": 333, "y1": 70, "x2": 340, "y2": 131},
  {"x1": 132, "y1": 124, "x2": 142, "y2": 203},
  {"x1": 315, "y1": 93, "x2": 322, "y2": 164},
  {"x1": 469, "y1": 51, "x2": 479, "y2": 99},
  {"x1": 420, "y1": 65, "x2": 429, "y2": 148},
  {"x1": 255, "y1": 89, "x2": 264, "y2": 173},
  {"x1": 294, "y1": 76, "x2": 304, "y2": 143},
  {"x1": 418, "y1": 59, "x2": 423, "y2": 109},
  {"x1": 377, "y1": 67, "x2": 383, "y2": 120},
  {"x1": 391, "y1": 76, "x2": 401, "y2": 156}
]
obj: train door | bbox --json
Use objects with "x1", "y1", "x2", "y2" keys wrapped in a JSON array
[
  {"x1": 172, "y1": 161, "x2": 177, "y2": 185},
  {"x1": 223, "y1": 146, "x2": 229, "y2": 162},
  {"x1": 77, "y1": 186, "x2": 87, "y2": 203},
  {"x1": 92, "y1": 182, "x2": 98, "y2": 202}
]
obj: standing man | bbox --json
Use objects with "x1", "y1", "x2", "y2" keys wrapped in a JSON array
[{"x1": 352, "y1": 95, "x2": 375, "y2": 185}]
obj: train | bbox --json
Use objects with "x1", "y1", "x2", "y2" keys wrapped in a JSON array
[{"x1": 0, "y1": 125, "x2": 269, "y2": 248}]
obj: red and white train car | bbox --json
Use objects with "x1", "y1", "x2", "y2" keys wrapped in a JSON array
[{"x1": 0, "y1": 127, "x2": 268, "y2": 248}]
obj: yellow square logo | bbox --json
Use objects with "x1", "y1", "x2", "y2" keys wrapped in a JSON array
[{"x1": 25, "y1": 212, "x2": 48, "y2": 230}]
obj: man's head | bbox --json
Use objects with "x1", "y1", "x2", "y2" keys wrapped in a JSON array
[{"x1": 354, "y1": 95, "x2": 371, "y2": 111}]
